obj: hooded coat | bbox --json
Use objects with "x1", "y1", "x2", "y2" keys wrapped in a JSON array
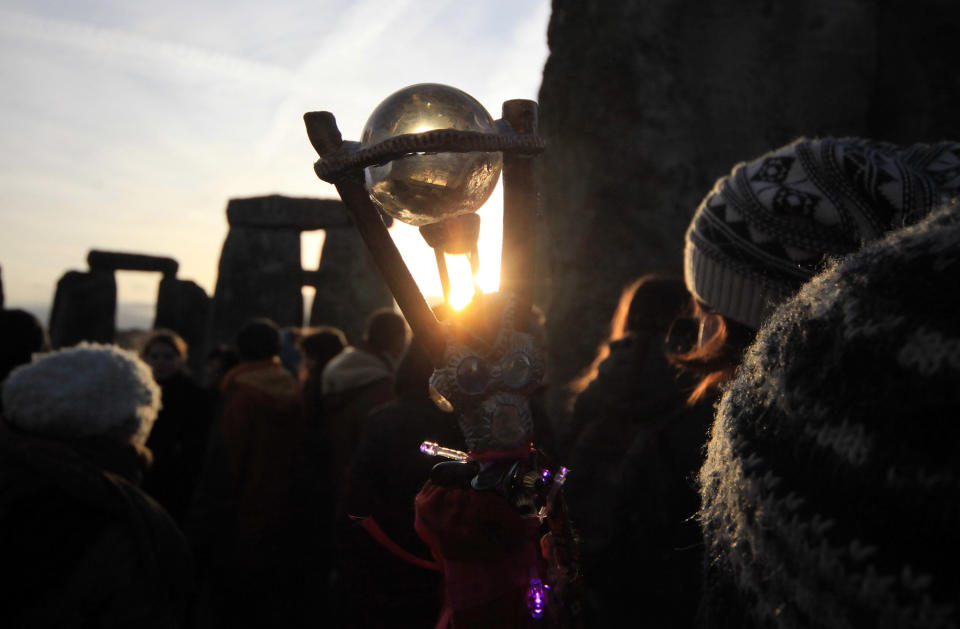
[
  {"x1": 187, "y1": 358, "x2": 310, "y2": 628},
  {"x1": 321, "y1": 347, "x2": 397, "y2": 497}
]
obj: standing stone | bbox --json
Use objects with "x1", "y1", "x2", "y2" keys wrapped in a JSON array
[
  {"x1": 209, "y1": 195, "x2": 392, "y2": 348},
  {"x1": 210, "y1": 223, "x2": 303, "y2": 345},
  {"x1": 538, "y1": 0, "x2": 960, "y2": 430},
  {"x1": 48, "y1": 270, "x2": 116, "y2": 348},
  {"x1": 308, "y1": 227, "x2": 394, "y2": 344},
  {"x1": 155, "y1": 277, "x2": 210, "y2": 374}
]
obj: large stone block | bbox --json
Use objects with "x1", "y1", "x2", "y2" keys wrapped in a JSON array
[
  {"x1": 87, "y1": 250, "x2": 178, "y2": 277},
  {"x1": 48, "y1": 270, "x2": 116, "y2": 348},
  {"x1": 226, "y1": 195, "x2": 352, "y2": 230},
  {"x1": 307, "y1": 227, "x2": 394, "y2": 344},
  {"x1": 538, "y1": 0, "x2": 960, "y2": 427},
  {"x1": 155, "y1": 277, "x2": 210, "y2": 373},
  {"x1": 209, "y1": 225, "x2": 304, "y2": 346},
  {"x1": 211, "y1": 195, "x2": 396, "y2": 348}
]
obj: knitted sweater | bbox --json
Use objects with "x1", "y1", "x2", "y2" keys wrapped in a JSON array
[{"x1": 698, "y1": 206, "x2": 960, "y2": 629}]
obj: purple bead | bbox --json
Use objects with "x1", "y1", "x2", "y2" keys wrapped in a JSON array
[{"x1": 526, "y1": 578, "x2": 546, "y2": 618}]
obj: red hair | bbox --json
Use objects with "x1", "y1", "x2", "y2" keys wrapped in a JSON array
[{"x1": 669, "y1": 303, "x2": 754, "y2": 405}]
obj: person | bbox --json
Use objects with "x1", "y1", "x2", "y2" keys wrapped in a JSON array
[
  {"x1": 187, "y1": 318, "x2": 310, "y2": 629},
  {"x1": 335, "y1": 336, "x2": 467, "y2": 628},
  {"x1": 563, "y1": 275, "x2": 708, "y2": 628},
  {"x1": 200, "y1": 344, "x2": 240, "y2": 392},
  {"x1": 697, "y1": 205, "x2": 960, "y2": 629},
  {"x1": 279, "y1": 325, "x2": 305, "y2": 378},
  {"x1": 0, "y1": 308, "x2": 49, "y2": 415},
  {"x1": 140, "y1": 329, "x2": 213, "y2": 525},
  {"x1": 298, "y1": 325, "x2": 348, "y2": 426},
  {"x1": 321, "y1": 308, "x2": 408, "y2": 497},
  {"x1": 676, "y1": 136, "x2": 960, "y2": 402},
  {"x1": 296, "y1": 325, "x2": 348, "y2": 615},
  {"x1": 0, "y1": 343, "x2": 193, "y2": 627},
  {"x1": 676, "y1": 137, "x2": 960, "y2": 626}
]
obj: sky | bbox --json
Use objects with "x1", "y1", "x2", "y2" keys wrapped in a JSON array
[{"x1": 0, "y1": 0, "x2": 551, "y2": 327}]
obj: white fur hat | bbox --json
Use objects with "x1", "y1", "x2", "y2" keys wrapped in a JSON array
[{"x1": 1, "y1": 343, "x2": 161, "y2": 445}]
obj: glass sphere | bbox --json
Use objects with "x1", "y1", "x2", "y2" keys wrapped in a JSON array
[{"x1": 361, "y1": 83, "x2": 503, "y2": 226}]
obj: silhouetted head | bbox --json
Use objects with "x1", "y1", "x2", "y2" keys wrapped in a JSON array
[
  {"x1": 202, "y1": 344, "x2": 240, "y2": 389},
  {"x1": 2, "y1": 343, "x2": 161, "y2": 446},
  {"x1": 140, "y1": 329, "x2": 188, "y2": 383},
  {"x1": 623, "y1": 275, "x2": 691, "y2": 335},
  {"x1": 298, "y1": 326, "x2": 347, "y2": 377},
  {"x1": 362, "y1": 309, "x2": 408, "y2": 364},
  {"x1": 679, "y1": 138, "x2": 960, "y2": 403},
  {"x1": 0, "y1": 308, "x2": 49, "y2": 385},
  {"x1": 236, "y1": 318, "x2": 282, "y2": 361}
]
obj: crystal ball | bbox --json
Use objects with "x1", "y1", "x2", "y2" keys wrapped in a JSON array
[{"x1": 361, "y1": 83, "x2": 503, "y2": 226}]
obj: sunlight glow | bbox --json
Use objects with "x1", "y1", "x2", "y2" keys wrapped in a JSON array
[
  {"x1": 388, "y1": 180, "x2": 504, "y2": 308},
  {"x1": 301, "y1": 285, "x2": 316, "y2": 326},
  {"x1": 445, "y1": 253, "x2": 478, "y2": 311},
  {"x1": 301, "y1": 230, "x2": 326, "y2": 271},
  {"x1": 115, "y1": 271, "x2": 161, "y2": 330}
]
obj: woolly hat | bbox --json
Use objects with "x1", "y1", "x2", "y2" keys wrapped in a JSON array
[
  {"x1": 698, "y1": 206, "x2": 960, "y2": 628},
  {"x1": 2, "y1": 343, "x2": 161, "y2": 446},
  {"x1": 684, "y1": 137, "x2": 960, "y2": 329}
]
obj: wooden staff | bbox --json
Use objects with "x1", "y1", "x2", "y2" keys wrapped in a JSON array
[
  {"x1": 303, "y1": 111, "x2": 446, "y2": 364},
  {"x1": 500, "y1": 99, "x2": 539, "y2": 326}
]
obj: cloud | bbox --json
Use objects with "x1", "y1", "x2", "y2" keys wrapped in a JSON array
[{"x1": 0, "y1": 1, "x2": 550, "y2": 311}]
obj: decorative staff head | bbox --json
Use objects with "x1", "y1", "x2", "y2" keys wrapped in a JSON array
[
  {"x1": 429, "y1": 291, "x2": 546, "y2": 451},
  {"x1": 304, "y1": 83, "x2": 544, "y2": 451}
]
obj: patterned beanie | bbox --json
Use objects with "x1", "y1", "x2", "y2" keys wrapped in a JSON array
[
  {"x1": 2, "y1": 343, "x2": 161, "y2": 446},
  {"x1": 684, "y1": 137, "x2": 960, "y2": 328},
  {"x1": 698, "y1": 206, "x2": 960, "y2": 629}
]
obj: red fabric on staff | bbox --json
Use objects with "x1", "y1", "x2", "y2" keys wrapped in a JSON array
[
  {"x1": 357, "y1": 516, "x2": 440, "y2": 572},
  {"x1": 415, "y1": 480, "x2": 547, "y2": 628}
]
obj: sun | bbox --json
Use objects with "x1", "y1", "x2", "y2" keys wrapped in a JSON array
[{"x1": 388, "y1": 181, "x2": 504, "y2": 311}]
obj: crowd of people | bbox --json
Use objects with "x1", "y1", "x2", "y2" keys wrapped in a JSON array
[{"x1": 1, "y1": 136, "x2": 959, "y2": 628}]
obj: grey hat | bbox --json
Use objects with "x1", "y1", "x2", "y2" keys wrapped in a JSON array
[
  {"x1": 684, "y1": 137, "x2": 960, "y2": 328},
  {"x1": 2, "y1": 343, "x2": 161, "y2": 445}
]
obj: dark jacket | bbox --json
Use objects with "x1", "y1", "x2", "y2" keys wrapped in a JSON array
[
  {"x1": 0, "y1": 422, "x2": 193, "y2": 628},
  {"x1": 143, "y1": 371, "x2": 213, "y2": 525},
  {"x1": 321, "y1": 347, "x2": 397, "y2": 498},
  {"x1": 335, "y1": 340, "x2": 465, "y2": 628},
  {"x1": 565, "y1": 331, "x2": 713, "y2": 629},
  {"x1": 186, "y1": 358, "x2": 311, "y2": 629}
]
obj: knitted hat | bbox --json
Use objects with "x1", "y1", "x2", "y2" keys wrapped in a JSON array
[
  {"x1": 698, "y1": 206, "x2": 960, "y2": 628},
  {"x1": 684, "y1": 137, "x2": 960, "y2": 329},
  {"x1": 2, "y1": 343, "x2": 161, "y2": 446}
]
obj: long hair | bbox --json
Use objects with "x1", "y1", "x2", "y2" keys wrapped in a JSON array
[
  {"x1": 570, "y1": 275, "x2": 690, "y2": 395},
  {"x1": 668, "y1": 302, "x2": 755, "y2": 405}
]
